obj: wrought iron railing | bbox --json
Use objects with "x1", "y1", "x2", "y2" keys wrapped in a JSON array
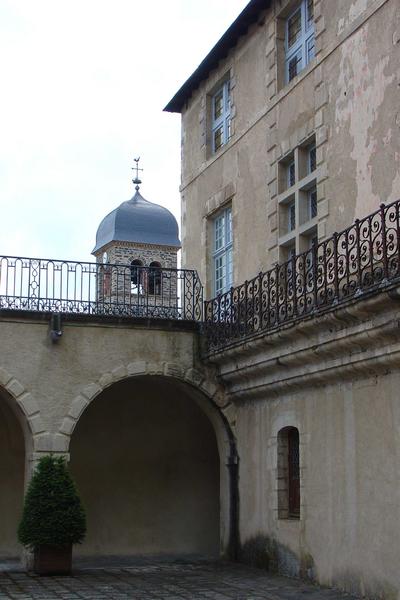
[
  {"x1": 0, "y1": 258, "x2": 203, "y2": 321},
  {"x1": 204, "y1": 200, "x2": 400, "y2": 352}
]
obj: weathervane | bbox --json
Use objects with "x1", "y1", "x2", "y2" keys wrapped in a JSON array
[{"x1": 132, "y1": 156, "x2": 143, "y2": 191}]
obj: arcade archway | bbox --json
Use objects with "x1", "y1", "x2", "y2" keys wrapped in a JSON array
[
  {"x1": 0, "y1": 388, "x2": 26, "y2": 559},
  {"x1": 69, "y1": 376, "x2": 226, "y2": 558}
]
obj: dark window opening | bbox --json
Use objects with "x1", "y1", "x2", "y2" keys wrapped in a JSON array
[
  {"x1": 131, "y1": 260, "x2": 143, "y2": 292},
  {"x1": 148, "y1": 261, "x2": 162, "y2": 296},
  {"x1": 277, "y1": 426, "x2": 300, "y2": 519}
]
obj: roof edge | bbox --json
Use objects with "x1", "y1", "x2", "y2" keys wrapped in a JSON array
[{"x1": 164, "y1": 0, "x2": 270, "y2": 113}]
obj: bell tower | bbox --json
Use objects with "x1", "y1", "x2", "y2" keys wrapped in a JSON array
[{"x1": 92, "y1": 159, "x2": 181, "y2": 314}]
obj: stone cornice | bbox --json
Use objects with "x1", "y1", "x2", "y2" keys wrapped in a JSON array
[{"x1": 205, "y1": 287, "x2": 400, "y2": 401}]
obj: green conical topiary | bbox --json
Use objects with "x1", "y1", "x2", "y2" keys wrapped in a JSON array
[{"x1": 18, "y1": 455, "x2": 86, "y2": 550}]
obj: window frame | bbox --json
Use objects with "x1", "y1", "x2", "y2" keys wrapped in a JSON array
[
  {"x1": 277, "y1": 426, "x2": 301, "y2": 520},
  {"x1": 212, "y1": 206, "x2": 233, "y2": 296},
  {"x1": 211, "y1": 80, "x2": 231, "y2": 154},
  {"x1": 285, "y1": 0, "x2": 315, "y2": 83}
]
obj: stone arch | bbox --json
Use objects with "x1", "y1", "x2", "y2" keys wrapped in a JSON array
[
  {"x1": 60, "y1": 360, "x2": 238, "y2": 558},
  {"x1": 0, "y1": 367, "x2": 45, "y2": 455},
  {"x1": 0, "y1": 369, "x2": 39, "y2": 560}
]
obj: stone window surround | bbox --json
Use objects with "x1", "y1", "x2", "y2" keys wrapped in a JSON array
[
  {"x1": 268, "y1": 417, "x2": 307, "y2": 522},
  {"x1": 277, "y1": 426, "x2": 301, "y2": 519},
  {"x1": 277, "y1": 136, "x2": 318, "y2": 261},
  {"x1": 210, "y1": 79, "x2": 231, "y2": 154},
  {"x1": 200, "y1": 182, "x2": 237, "y2": 299},
  {"x1": 199, "y1": 67, "x2": 237, "y2": 162},
  {"x1": 278, "y1": 0, "x2": 316, "y2": 87}
]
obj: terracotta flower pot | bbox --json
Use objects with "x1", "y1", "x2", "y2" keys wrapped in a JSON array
[{"x1": 33, "y1": 544, "x2": 72, "y2": 575}]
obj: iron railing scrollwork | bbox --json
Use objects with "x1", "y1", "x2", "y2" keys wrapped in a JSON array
[
  {"x1": 204, "y1": 200, "x2": 400, "y2": 352},
  {"x1": 0, "y1": 258, "x2": 203, "y2": 322}
]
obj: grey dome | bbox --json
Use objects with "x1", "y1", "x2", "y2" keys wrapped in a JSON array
[{"x1": 93, "y1": 190, "x2": 181, "y2": 253}]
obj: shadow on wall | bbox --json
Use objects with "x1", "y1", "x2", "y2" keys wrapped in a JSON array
[
  {"x1": 69, "y1": 376, "x2": 220, "y2": 559},
  {"x1": 239, "y1": 534, "x2": 315, "y2": 580}
]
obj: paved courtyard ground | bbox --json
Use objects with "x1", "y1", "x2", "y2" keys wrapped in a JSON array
[{"x1": 0, "y1": 560, "x2": 355, "y2": 600}]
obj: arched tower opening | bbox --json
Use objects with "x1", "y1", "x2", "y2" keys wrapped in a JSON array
[{"x1": 69, "y1": 376, "x2": 223, "y2": 559}]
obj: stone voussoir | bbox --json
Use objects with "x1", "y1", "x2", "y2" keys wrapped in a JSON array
[
  {"x1": 68, "y1": 395, "x2": 89, "y2": 420},
  {"x1": 81, "y1": 382, "x2": 102, "y2": 401},
  {"x1": 5, "y1": 378, "x2": 26, "y2": 398},
  {"x1": 17, "y1": 392, "x2": 40, "y2": 417},
  {"x1": 0, "y1": 367, "x2": 12, "y2": 386},
  {"x1": 127, "y1": 360, "x2": 147, "y2": 376}
]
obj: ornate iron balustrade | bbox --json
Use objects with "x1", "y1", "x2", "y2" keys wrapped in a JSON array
[
  {"x1": 204, "y1": 200, "x2": 400, "y2": 352},
  {"x1": 0, "y1": 258, "x2": 203, "y2": 322}
]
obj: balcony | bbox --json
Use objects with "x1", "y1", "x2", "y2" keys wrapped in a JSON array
[
  {"x1": 0, "y1": 260, "x2": 203, "y2": 323},
  {"x1": 204, "y1": 200, "x2": 400, "y2": 353}
]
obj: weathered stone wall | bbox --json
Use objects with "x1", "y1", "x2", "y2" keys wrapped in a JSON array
[
  {"x1": 180, "y1": 0, "x2": 400, "y2": 297},
  {"x1": 0, "y1": 314, "x2": 232, "y2": 562},
  {"x1": 206, "y1": 289, "x2": 400, "y2": 597},
  {"x1": 93, "y1": 242, "x2": 179, "y2": 309},
  {"x1": 94, "y1": 241, "x2": 178, "y2": 270}
]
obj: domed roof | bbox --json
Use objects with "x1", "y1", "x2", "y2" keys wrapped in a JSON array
[{"x1": 92, "y1": 190, "x2": 181, "y2": 253}]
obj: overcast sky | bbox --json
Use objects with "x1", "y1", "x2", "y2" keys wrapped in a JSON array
[{"x1": 0, "y1": 0, "x2": 248, "y2": 262}]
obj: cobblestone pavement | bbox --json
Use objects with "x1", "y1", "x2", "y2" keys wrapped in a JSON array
[{"x1": 0, "y1": 561, "x2": 354, "y2": 600}]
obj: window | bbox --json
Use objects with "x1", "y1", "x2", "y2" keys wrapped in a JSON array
[
  {"x1": 277, "y1": 427, "x2": 300, "y2": 519},
  {"x1": 131, "y1": 260, "x2": 143, "y2": 294},
  {"x1": 308, "y1": 143, "x2": 316, "y2": 174},
  {"x1": 288, "y1": 200, "x2": 296, "y2": 232},
  {"x1": 308, "y1": 187, "x2": 317, "y2": 219},
  {"x1": 287, "y1": 160, "x2": 296, "y2": 188},
  {"x1": 211, "y1": 80, "x2": 231, "y2": 153},
  {"x1": 278, "y1": 136, "x2": 318, "y2": 260},
  {"x1": 213, "y1": 206, "x2": 233, "y2": 295},
  {"x1": 286, "y1": 0, "x2": 315, "y2": 83},
  {"x1": 148, "y1": 261, "x2": 161, "y2": 296}
]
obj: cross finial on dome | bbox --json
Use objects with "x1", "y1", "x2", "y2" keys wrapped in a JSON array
[{"x1": 132, "y1": 156, "x2": 143, "y2": 191}]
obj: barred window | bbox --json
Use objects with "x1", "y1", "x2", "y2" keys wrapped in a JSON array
[{"x1": 277, "y1": 426, "x2": 300, "y2": 519}]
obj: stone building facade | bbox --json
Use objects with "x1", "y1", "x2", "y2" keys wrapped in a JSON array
[
  {"x1": 1, "y1": 1, "x2": 400, "y2": 599},
  {"x1": 164, "y1": 0, "x2": 400, "y2": 597}
]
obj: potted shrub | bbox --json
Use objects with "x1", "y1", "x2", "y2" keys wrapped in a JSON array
[{"x1": 18, "y1": 455, "x2": 86, "y2": 575}]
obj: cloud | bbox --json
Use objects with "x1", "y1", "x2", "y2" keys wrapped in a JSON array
[{"x1": 0, "y1": 0, "x2": 248, "y2": 261}]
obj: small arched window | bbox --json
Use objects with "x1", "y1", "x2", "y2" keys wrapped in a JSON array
[
  {"x1": 131, "y1": 260, "x2": 143, "y2": 293},
  {"x1": 277, "y1": 426, "x2": 300, "y2": 519},
  {"x1": 148, "y1": 261, "x2": 162, "y2": 296}
]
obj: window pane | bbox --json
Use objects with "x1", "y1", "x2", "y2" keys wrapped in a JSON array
[
  {"x1": 288, "y1": 52, "x2": 301, "y2": 82},
  {"x1": 226, "y1": 248, "x2": 233, "y2": 289},
  {"x1": 307, "y1": 34, "x2": 315, "y2": 62},
  {"x1": 215, "y1": 255, "x2": 226, "y2": 295},
  {"x1": 226, "y1": 117, "x2": 231, "y2": 142},
  {"x1": 213, "y1": 90, "x2": 224, "y2": 120},
  {"x1": 309, "y1": 188, "x2": 317, "y2": 219},
  {"x1": 287, "y1": 8, "x2": 301, "y2": 48},
  {"x1": 288, "y1": 428, "x2": 300, "y2": 517},
  {"x1": 287, "y1": 161, "x2": 296, "y2": 187},
  {"x1": 226, "y1": 208, "x2": 232, "y2": 244},
  {"x1": 307, "y1": 0, "x2": 314, "y2": 27},
  {"x1": 288, "y1": 202, "x2": 296, "y2": 231},
  {"x1": 213, "y1": 125, "x2": 224, "y2": 151},
  {"x1": 215, "y1": 214, "x2": 225, "y2": 250},
  {"x1": 308, "y1": 144, "x2": 316, "y2": 173}
]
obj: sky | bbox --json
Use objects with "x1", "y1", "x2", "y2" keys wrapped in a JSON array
[{"x1": 0, "y1": 0, "x2": 249, "y2": 263}]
